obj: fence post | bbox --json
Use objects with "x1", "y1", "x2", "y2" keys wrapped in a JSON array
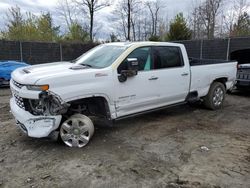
[
  {"x1": 60, "y1": 43, "x2": 63, "y2": 61},
  {"x1": 200, "y1": 39, "x2": 203, "y2": 59},
  {"x1": 226, "y1": 38, "x2": 231, "y2": 60},
  {"x1": 20, "y1": 41, "x2": 23, "y2": 62}
]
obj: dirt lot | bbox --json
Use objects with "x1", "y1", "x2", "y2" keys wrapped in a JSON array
[{"x1": 0, "y1": 88, "x2": 249, "y2": 188}]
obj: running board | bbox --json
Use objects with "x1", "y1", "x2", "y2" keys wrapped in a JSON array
[{"x1": 114, "y1": 102, "x2": 186, "y2": 121}]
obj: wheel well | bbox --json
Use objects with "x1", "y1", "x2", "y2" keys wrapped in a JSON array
[
  {"x1": 66, "y1": 97, "x2": 111, "y2": 120},
  {"x1": 213, "y1": 77, "x2": 227, "y2": 89}
]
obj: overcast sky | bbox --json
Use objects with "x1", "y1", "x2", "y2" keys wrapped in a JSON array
[{"x1": 0, "y1": 0, "x2": 249, "y2": 40}]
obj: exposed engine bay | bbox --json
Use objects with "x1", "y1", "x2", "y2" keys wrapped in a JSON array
[{"x1": 24, "y1": 91, "x2": 70, "y2": 116}]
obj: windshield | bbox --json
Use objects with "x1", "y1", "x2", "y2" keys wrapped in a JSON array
[{"x1": 74, "y1": 45, "x2": 128, "y2": 68}]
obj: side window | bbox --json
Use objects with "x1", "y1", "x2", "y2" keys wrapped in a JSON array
[
  {"x1": 152, "y1": 46, "x2": 183, "y2": 69},
  {"x1": 118, "y1": 47, "x2": 152, "y2": 73}
]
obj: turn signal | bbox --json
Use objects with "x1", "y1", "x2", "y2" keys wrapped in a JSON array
[{"x1": 26, "y1": 85, "x2": 49, "y2": 91}]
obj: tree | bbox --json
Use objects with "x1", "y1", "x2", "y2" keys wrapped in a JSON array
[
  {"x1": 23, "y1": 13, "x2": 39, "y2": 41},
  {"x1": 148, "y1": 35, "x2": 161, "y2": 41},
  {"x1": 110, "y1": 33, "x2": 120, "y2": 42},
  {"x1": 222, "y1": 0, "x2": 249, "y2": 37},
  {"x1": 166, "y1": 13, "x2": 191, "y2": 41},
  {"x1": 74, "y1": 0, "x2": 110, "y2": 42},
  {"x1": 190, "y1": 5, "x2": 204, "y2": 39},
  {"x1": 57, "y1": 0, "x2": 78, "y2": 30},
  {"x1": 37, "y1": 13, "x2": 60, "y2": 41},
  {"x1": 190, "y1": 0, "x2": 223, "y2": 39},
  {"x1": 199, "y1": 0, "x2": 223, "y2": 39},
  {"x1": 2, "y1": 6, "x2": 25, "y2": 40},
  {"x1": 146, "y1": 0, "x2": 161, "y2": 37},
  {"x1": 1, "y1": 6, "x2": 61, "y2": 42},
  {"x1": 232, "y1": 12, "x2": 250, "y2": 36},
  {"x1": 115, "y1": 0, "x2": 142, "y2": 41},
  {"x1": 64, "y1": 22, "x2": 89, "y2": 42}
]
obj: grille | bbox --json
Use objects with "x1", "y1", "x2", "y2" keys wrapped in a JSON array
[
  {"x1": 12, "y1": 80, "x2": 24, "y2": 88},
  {"x1": 237, "y1": 72, "x2": 250, "y2": 80},
  {"x1": 14, "y1": 93, "x2": 25, "y2": 109}
]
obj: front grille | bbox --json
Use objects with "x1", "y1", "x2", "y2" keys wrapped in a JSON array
[
  {"x1": 14, "y1": 93, "x2": 25, "y2": 109},
  {"x1": 12, "y1": 80, "x2": 24, "y2": 88}
]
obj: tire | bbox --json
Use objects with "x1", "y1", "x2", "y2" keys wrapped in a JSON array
[
  {"x1": 59, "y1": 114, "x2": 94, "y2": 148},
  {"x1": 203, "y1": 82, "x2": 226, "y2": 110}
]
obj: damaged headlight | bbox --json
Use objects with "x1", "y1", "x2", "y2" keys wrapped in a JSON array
[
  {"x1": 26, "y1": 85, "x2": 49, "y2": 91},
  {"x1": 26, "y1": 91, "x2": 70, "y2": 116},
  {"x1": 28, "y1": 99, "x2": 45, "y2": 115}
]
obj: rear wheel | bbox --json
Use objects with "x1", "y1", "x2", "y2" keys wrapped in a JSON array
[
  {"x1": 203, "y1": 82, "x2": 226, "y2": 110},
  {"x1": 59, "y1": 114, "x2": 94, "y2": 148}
]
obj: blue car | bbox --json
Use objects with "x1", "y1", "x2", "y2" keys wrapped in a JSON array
[{"x1": 0, "y1": 61, "x2": 29, "y2": 86}]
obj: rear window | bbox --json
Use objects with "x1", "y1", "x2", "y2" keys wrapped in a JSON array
[{"x1": 152, "y1": 46, "x2": 183, "y2": 69}]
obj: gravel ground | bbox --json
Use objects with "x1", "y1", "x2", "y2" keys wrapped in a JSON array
[{"x1": 0, "y1": 88, "x2": 249, "y2": 188}]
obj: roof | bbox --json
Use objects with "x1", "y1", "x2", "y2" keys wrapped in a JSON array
[{"x1": 104, "y1": 41, "x2": 183, "y2": 48}]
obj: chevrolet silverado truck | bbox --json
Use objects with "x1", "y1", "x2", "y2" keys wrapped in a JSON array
[{"x1": 10, "y1": 42, "x2": 237, "y2": 148}]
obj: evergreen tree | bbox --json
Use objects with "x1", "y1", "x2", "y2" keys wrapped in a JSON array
[
  {"x1": 37, "y1": 13, "x2": 60, "y2": 41},
  {"x1": 63, "y1": 22, "x2": 89, "y2": 42},
  {"x1": 166, "y1": 13, "x2": 192, "y2": 41}
]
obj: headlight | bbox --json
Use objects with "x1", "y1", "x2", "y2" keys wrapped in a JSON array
[{"x1": 26, "y1": 85, "x2": 49, "y2": 91}]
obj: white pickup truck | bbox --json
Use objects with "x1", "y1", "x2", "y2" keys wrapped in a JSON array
[{"x1": 10, "y1": 42, "x2": 237, "y2": 148}]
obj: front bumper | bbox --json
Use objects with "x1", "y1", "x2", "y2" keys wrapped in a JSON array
[{"x1": 10, "y1": 97, "x2": 62, "y2": 138}]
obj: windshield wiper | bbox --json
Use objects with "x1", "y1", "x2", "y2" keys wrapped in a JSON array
[{"x1": 81, "y1": 63, "x2": 92, "y2": 67}]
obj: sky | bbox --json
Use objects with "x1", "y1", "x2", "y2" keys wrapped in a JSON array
[{"x1": 0, "y1": 0, "x2": 249, "y2": 40}]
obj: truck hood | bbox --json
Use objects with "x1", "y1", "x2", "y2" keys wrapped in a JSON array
[{"x1": 11, "y1": 62, "x2": 100, "y2": 85}]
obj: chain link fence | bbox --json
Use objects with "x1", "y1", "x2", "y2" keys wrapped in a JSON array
[
  {"x1": 0, "y1": 37, "x2": 250, "y2": 65},
  {"x1": 178, "y1": 37, "x2": 250, "y2": 60},
  {"x1": 0, "y1": 40, "x2": 97, "y2": 65}
]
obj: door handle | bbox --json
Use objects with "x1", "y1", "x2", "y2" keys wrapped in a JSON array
[
  {"x1": 149, "y1": 76, "x2": 158, "y2": 80},
  {"x1": 181, "y1": 73, "x2": 189, "y2": 76}
]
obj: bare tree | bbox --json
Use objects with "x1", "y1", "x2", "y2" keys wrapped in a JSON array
[
  {"x1": 74, "y1": 0, "x2": 110, "y2": 41},
  {"x1": 220, "y1": 0, "x2": 249, "y2": 36},
  {"x1": 190, "y1": 0, "x2": 223, "y2": 39},
  {"x1": 234, "y1": 0, "x2": 249, "y2": 18},
  {"x1": 115, "y1": 0, "x2": 142, "y2": 41},
  {"x1": 116, "y1": 0, "x2": 132, "y2": 41},
  {"x1": 190, "y1": 5, "x2": 205, "y2": 39},
  {"x1": 57, "y1": 0, "x2": 77, "y2": 30},
  {"x1": 201, "y1": 0, "x2": 223, "y2": 39},
  {"x1": 146, "y1": 0, "x2": 161, "y2": 37}
]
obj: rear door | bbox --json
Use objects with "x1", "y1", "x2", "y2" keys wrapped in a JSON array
[{"x1": 150, "y1": 46, "x2": 190, "y2": 105}]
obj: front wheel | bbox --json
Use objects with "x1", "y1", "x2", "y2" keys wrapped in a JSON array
[
  {"x1": 203, "y1": 82, "x2": 226, "y2": 110},
  {"x1": 59, "y1": 114, "x2": 94, "y2": 148}
]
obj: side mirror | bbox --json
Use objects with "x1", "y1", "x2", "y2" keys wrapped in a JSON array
[{"x1": 118, "y1": 58, "x2": 139, "y2": 83}]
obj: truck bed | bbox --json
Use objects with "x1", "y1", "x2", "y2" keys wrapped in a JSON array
[
  {"x1": 189, "y1": 58, "x2": 237, "y2": 98},
  {"x1": 189, "y1": 58, "x2": 232, "y2": 66}
]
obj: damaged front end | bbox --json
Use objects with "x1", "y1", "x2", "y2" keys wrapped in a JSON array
[
  {"x1": 10, "y1": 82, "x2": 70, "y2": 138},
  {"x1": 24, "y1": 91, "x2": 70, "y2": 116}
]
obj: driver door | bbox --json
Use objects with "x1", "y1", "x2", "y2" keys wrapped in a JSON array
[{"x1": 114, "y1": 47, "x2": 160, "y2": 118}]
